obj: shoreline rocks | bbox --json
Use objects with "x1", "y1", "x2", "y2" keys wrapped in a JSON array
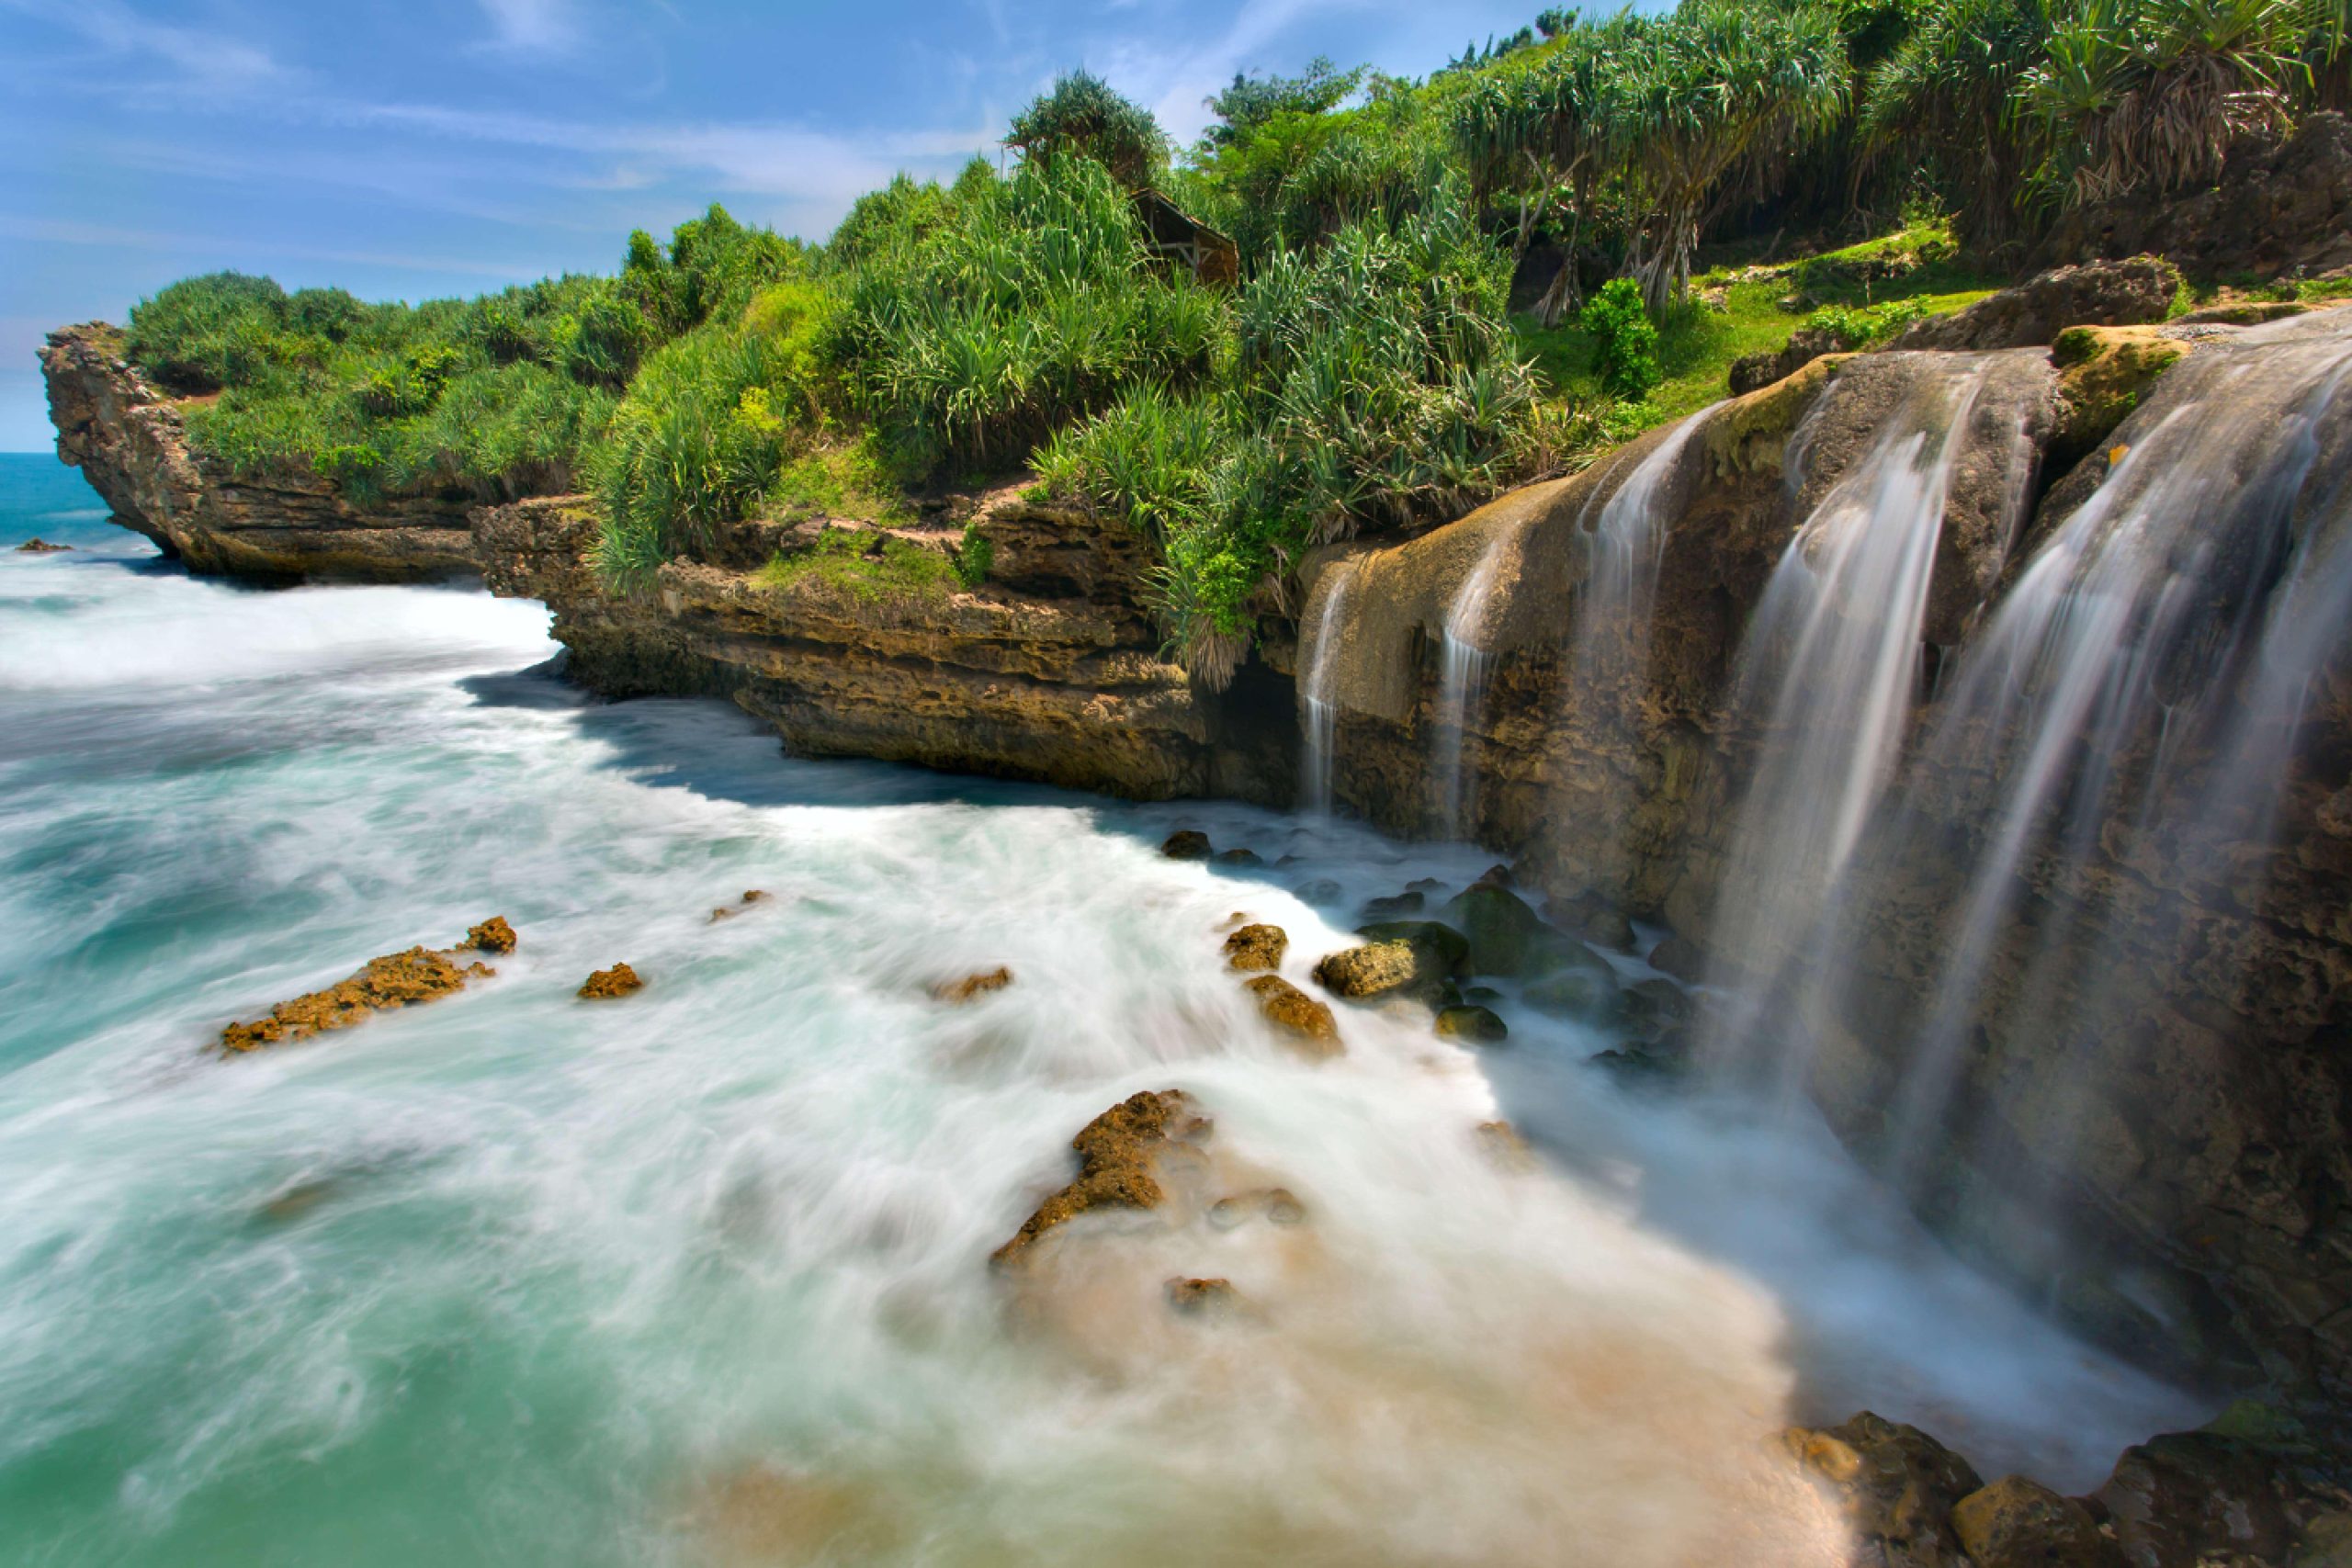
[
  {"x1": 990, "y1": 1089, "x2": 1207, "y2": 1266},
  {"x1": 220, "y1": 929, "x2": 502, "y2": 1053}
]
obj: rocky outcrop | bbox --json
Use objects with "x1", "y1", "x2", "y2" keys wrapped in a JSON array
[
  {"x1": 40, "y1": 324, "x2": 477, "y2": 581},
  {"x1": 1890, "y1": 256, "x2": 2178, "y2": 353},
  {"x1": 577, "y1": 963, "x2": 643, "y2": 998},
  {"x1": 2036, "y1": 113, "x2": 2352, "y2": 282},
  {"x1": 470, "y1": 492, "x2": 1295, "y2": 803},
  {"x1": 991, "y1": 1089, "x2": 1207, "y2": 1265},
  {"x1": 220, "y1": 925, "x2": 505, "y2": 1052}
]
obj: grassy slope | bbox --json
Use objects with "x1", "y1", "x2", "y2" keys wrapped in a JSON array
[{"x1": 1516, "y1": 223, "x2": 2003, "y2": 438}]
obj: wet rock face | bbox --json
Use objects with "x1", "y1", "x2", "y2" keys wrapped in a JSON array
[
  {"x1": 1242, "y1": 976, "x2": 1341, "y2": 1055},
  {"x1": 1890, "y1": 257, "x2": 2178, "y2": 353},
  {"x1": 40, "y1": 324, "x2": 479, "y2": 582},
  {"x1": 1783, "y1": 1412, "x2": 1984, "y2": 1568},
  {"x1": 932, "y1": 967, "x2": 1012, "y2": 1003},
  {"x1": 464, "y1": 916, "x2": 518, "y2": 955},
  {"x1": 1950, "y1": 1476, "x2": 2122, "y2": 1568},
  {"x1": 2093, "y1": 1433, "x2": 2298, "y2": 1568},
  {"x1": 991, "y1": 1089, "x2": 1205, "y2": 1265}
]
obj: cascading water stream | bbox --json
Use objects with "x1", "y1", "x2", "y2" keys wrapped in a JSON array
[
  {"x1": 1432, "y1": 539, "x2": 1509, "y2": 837},
  {"x1": 1871, "y1": 314, "x2": 2352, "y2": 1179},
  {"x1": 1700, "y1": 359, "x2": 2010, "y2": 1093},
  {"x1": 1297, "y1": 559, "x2": 1357, "y2": 815}
]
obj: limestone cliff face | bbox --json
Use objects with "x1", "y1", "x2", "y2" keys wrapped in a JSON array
[
  {"x1": 470, "y1": 494, "x2": 1295, "y2": 803},
  {"x1": 40, "y1": 324, "x2": 479, "y2": 581}
]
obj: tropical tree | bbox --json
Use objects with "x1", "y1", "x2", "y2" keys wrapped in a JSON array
[
  {"x1": 1005, "y1": 72, "x2": 1170, "y2": 191},
  {"x1": 1862, "y1": 0, "x2": 2055, "y2": 245}
]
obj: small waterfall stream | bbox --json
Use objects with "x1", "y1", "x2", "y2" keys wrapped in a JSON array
[
  {"x1": 1433, "y1": 543, "x2": 1509, "y2": 837},
  {"x1": 1871, "y1": 315, "x2": 2352, "y2": 1178},
  {"x1": 1699, "y1": 358, "x2": 2012, "y2": 1089},
  {"x1": 1298, "y1": 558, "x2": 1358, "y2": 815}
]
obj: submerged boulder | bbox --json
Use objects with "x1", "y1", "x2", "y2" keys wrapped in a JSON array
[
  {"x1": 992, "y1": 1089, "x2": 1206, "y2": 1266},
  {"x1": 1526, "y1": 963, "x2": 1624, "y2": 1024},
  {"x1": 1434, "y1": 1004, "x2": 1509, "y2": 1044},
  {"x1": 1164, "y1": 1276, "x2": 1241, "y2": 1315},
  {"x1": 1353, "y1": 919, "x2": 1470, "y2": 974},
  {"x1": 1208, "y1": 1187, "x2": 1306, "y2": 1228},
  {"x1": 221, "y1": 939, "x2": 493, "y2": 1053},
  {"x1": 1244, "y1": 975, "x2": 1342, "y2": 1055},
  {"x1": 1160, "y1": 829, "x2": 1212, "y2": 860},
  {"x1": 1362, "y1": 891, "x2": 1425, "y2": 919},
  {"x1": 15, "y1": 537, "x2": 72, "y2": 552},
  {"x1": 1436, "y1": 884, "x2": 1565, "y2": 977},
  {"x1": 578, "y1": 963, "x2": 643, "y2": 999},
  {"x1": 1312, "y1": 940, "x2": 1428, "y2": 998},
  {"x1": 932, "y1": 966, "x2": 1012, "y2": 1003},
  {"x1": 1223, "y1": 923, "x2": 1288, "y2": 973},
  {"x1": 710, "y1": 889, "x2": 771, "y2": 922}
]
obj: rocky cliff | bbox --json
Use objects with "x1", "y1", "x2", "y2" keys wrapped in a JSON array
[
  {"x1": 42, "y1": 286, "x2": 2352, "y2": 1410},
  {"x1": 41, "y1": 324, "x2": 478, "y2": 582}
]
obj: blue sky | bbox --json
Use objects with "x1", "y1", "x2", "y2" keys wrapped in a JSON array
[{"x1": 0, "y1": 0, "x2": 1546, "y2": 450}]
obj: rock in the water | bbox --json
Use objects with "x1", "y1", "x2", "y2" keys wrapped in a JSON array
[
  {"x1": 1474, "y1": 862, "x2": 1517, "y2": 888},
  {"x1": 1623, "y1": 976, "x2": 1691, "y2": 1026},
  {"x1": 1436, "y1": 884, "x2": 1562, "y2": 976},
  {"x1": 15, "y1": 537, "x2": 72, "y2": 552},
  {"x1": 1311, "y1": 940, "x2": 1430, "y2": 998},
  {"x1": 1164, "y1": 1276, "x2": 1241, "y2": 1314},
  {"x1": 1783, "y1": 1411, "x2": 1984, "y2": 1568},
  {"x1": 1578, "y1": 907, "x2": 1637, "y2": 951},
  {"x1": 932, "y1": 966, "x2": 1013, "y2": 1003},
  {"x1": 1362, "y1": 890, "x2": 1425, "y2": 919},
  {"x1": 1647, "y1": 934, "x2": 1706, "y2": 983},
  {"x1": 1524, "y1": 962, "x2": 1625, "y2": 1023},
  {"x1": 578, "y1": 963, "x2": 643, "y2": 999},
  {"x1": 1434, "y1": 1004, "x2": 1509, "y2": 1043},
  {"x1": 1223, "y1": 923, "x2": 1288, "y2": 972},
  {"x1": 1476, "y1": 1120, "x2": 1536, "y2": 1171},
  {"x1": 1405, "y1": 877, "x2": 1449, "y2": 895},
  {"x1": 222, "y1": 942, "x2": 491, "y2": 1052},
  {"x1": 1951, "y1": 1475, "x2": 2124, "y2": 1568},
  {"x1": 1213, "y1": 846, "x2": 1262, "y2": 866},
  {"x1": 2094, "y1": 1431, "x2": 2295, "y2": 1568},
  {"x1": 1208, "y1": 1187, "x2": 1306, "y2": 1228},
  {"x1": 1160, "y1": 829, "x2": 1212, "y2": 860},
  {"x1": 1352, "y1": 919, "x2": 1470, "y2": 974},
  {"x1": 1244, "y1": 975, "x2": 1342, "y2": 1055},
  {"x1": 1290, "y1": 877, "x2": 1342, "y2": 904},
  {"x1": 992, "y1": 1089, "x2": 1204, "y2": 1265},
  {"x1": 712, "y1": 889, "x2": 771, "y2": 921},
  {"x1": 464, "y1": 915, "x2": 518, "y2": 954}
]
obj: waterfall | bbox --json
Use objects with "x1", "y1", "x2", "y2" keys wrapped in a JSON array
[
  {"x1": 1432, "y1": 542, "x2": 1508, "y2": 837},
  {"x1": 1298, "y1": 559, "x2": 1358, "y2": 815},
  {"x1": 1874, "y1": 314, "x2": 2352, "y2": 1179},
  {"x1": 1700, "y1": 358, "x2": 2011, "y2": 1090}
]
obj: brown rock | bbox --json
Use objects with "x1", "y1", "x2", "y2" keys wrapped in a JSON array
[
  {"x1": 464, "y1": 916, "x2": 517, "y2": 954},
  {"x1": 1951, "y1": 1476, "x2": 2124, "y2": 1567},
  {"x1": 1244, "y1": 975, "x2": 1342, "y2": 1055},
  {"x1": 1476, "y1": 1120, "x2": 1537, "y2": 1171},
  {"x1": 1311, "y1": 939, "x2": 1430, "y2": 998},
  {"x1": 578, "y1": 963, "x2": 643, "y2": 999},
  {"x1": 1782, "y1": 1411, "x2": 1984, "y2": 1568},
  {"x1": 1161, "y1": 829, "x2": 1212, "y2": 860},
  {"x1": 1223, "y1": 922, "x2": 1288, "y2": 972},
  {"x1": 1434, "y1": 1004, "x2": 1509, "y2": 1043},
  {"x1": 991, "y1": 1089, "x2": 1205, "y2": 1265},
  {"x1": 15, "y1": 537, "x2": 72, "y2": 552},
  {"x1": 222, "y1": 943, "x2": 490, "y2": 1052},
  {"x1": 711, "y1": 890, "x2": 771, "y2": 922},
  {"x1": 1891, "y1": 257, "x2": 2179, "y2": 352},
  {"x1": 1213, "y1": 846, "x2": 1262, "y2": 866},
  {"x1": 932, "y1": 966, "x2": 1013, "y2": 1003},
  {"x1": 1647, "y1": 935, "x2": 1706, "y2": 984},
  {"x1": 1164, "y1": 1276, "x2": 1240, "y2": 1314}
]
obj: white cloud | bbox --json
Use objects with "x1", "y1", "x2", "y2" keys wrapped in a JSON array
[
  {"x1": 0, "y1": 0, "x2": 287, "y2": 93},
  {"x1": 476, "y1": 0, "x2": 578, "y2": 56}
]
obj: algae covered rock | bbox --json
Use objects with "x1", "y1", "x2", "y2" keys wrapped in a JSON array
[
  {"x1": 1353, "y1": 919, "x2": 1470, "y2": 974},
  {"x1": 222, "y1": 940, "x2": 492, "y2": 1053},
  {"x1": 1311, "y1": 940, "x2": 1425, "y2": 998},
  {"x1": 464, "y1": 915, "x2": 518, "y2": 954},
  {"x1": 1244, "y1": 975, "x2": 1342, "y2": 1055},
  {"x1": 1436, "y1": 884, "x2": 1566, "y2": 976},
  {"x1": 578, "y1": 963, "x2": 643, "y2": 999},
  {"x1": 992, "y1": 1089, "x2": 1205, "y2": 1266},
  {"x1": 1362, "y1": 891, "x2": 1424, "y2": 919},
  {"x1": 1951, "y1": 1475, "x2": 2122, "y2": 1568},
  {"x1": 1434, "y1": 1004, "x2": 1509, "y2": 1044},
  {"x1": 1525, "y1": 963, "x2": 1624, "y2": 1024},
  {"x1": 1223, "y1": 923, "x2": 1288, "y2": 973}
]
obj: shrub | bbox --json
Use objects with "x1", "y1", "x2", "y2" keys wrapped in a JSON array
[
  {"x1": 126, "y1": 272, "x2": 292, "y2": 393},
  {"x1": 1579, "y1": 278, "x2": 1662, "y2": 400},
  {"x1": 1004, "y1": 72, "x2": 1170, "y2": 190}
]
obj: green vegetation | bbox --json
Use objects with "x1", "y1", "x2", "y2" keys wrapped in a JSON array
[{"x1": 117, "y1": 0, "x2": 2350, "y2": 680}]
